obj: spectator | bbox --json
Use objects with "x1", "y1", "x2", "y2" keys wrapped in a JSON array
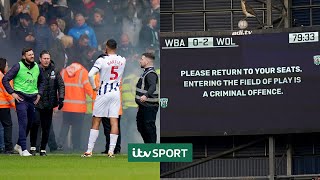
[
  {"x1": 121, "y1": 0, "x2": 146, "y2": 20},
  {"x1": 11, "y1": 0, "x2": 39, "y2": 23},
  {"x1": 33, "y1": 15, "x2": 52, "y2": 58},
  {"x1": 60, "y1": 34, "x2": 73, "y2": 49},
  {"x1": 69, "y1": 34, "x2": 91, "y2": 69},
  {"x1": 68, "y1": 13, "x2": 98, "y2": 48},
  {"x1": 139, "y1": 15, "x2": 159, "y2": 51},
  {"x1": 9, "y1": 1, "x2": 24, "y2": 28},
  {"x1": 34, "y1": 0, "x2": 55, "y2": 20},
  {"x1": 82, "y1": 0, "x2": 96, "y2": 18},
  {"x1": 48, "y1": 19, "x2": 65, "y2": 71},
  {"x1": 49, "y1": 18, "x2": 64, "y2": 39},
  {"x1": 0, "y1": 12, "x2": 8, "y2": 39},
  {"x1": 149, "y1": 0, "x2": 159, "y2": 29},
  {"x1": 51, "y1": 0, "x2": 73, "y2": 33},
  {"x1": 105, "y1": 3, "x2": 122, "y2": 40},
  {"x1": 91, "y1": 8, "x2": 117, "y2": 50},
  {"x1": 99, "y1": 0, "x2": 121, "y2": 25},
  {"x1": 118, "y1": 33, "x2": 139, "y2": 62},
  {"x1": 67, "y1": 0, "x2": 83, "y2": 15},
  {"x1": 84, "y1": 48, "x2": 101, "y2": 69},
  {"x1": 11, "y1": 13, "x2": 35, "y2": 57},
  {"x1": 56, "y1": 18, "x2": 66, "y2": 33},
  {"x1": 59, "y1": 35, "x2": 73, "y2": 69},
  {"x1": 121, "y1": 0, "x2": 147, "y2": 47}
]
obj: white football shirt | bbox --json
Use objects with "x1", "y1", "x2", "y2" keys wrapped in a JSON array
[
  {"x1": 88, "y1": 54, "x2": 126, "y2": 117},
  {"x1": 88, "y1": 54, "x2": 126, "y2": 93}
]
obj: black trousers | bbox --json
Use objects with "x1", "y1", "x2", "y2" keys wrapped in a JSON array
[
  {"x1": 0, "y1": 108, "x2": 13, "y2": 151},
  {"x1": 30, "y1": 120, "x2": 57, "y2": 151},
  {"x1": 136, "y1": 105, "x2": 158, "y2": 143},
  {"x1": 101, "y1": 116, "x2": 121, "y2": 152},
  {"x1": 30, "y1": 108, "x2": 53, "y2": 150}
]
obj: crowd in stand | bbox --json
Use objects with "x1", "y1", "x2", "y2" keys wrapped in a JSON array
[
  {"x1": 8, "y1": 0, "x2": 160, "y2": 67},
  {"x1": 0, "y1": 0, "x2": 160, "y2": 153}
]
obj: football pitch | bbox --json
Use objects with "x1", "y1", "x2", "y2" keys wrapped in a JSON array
[{"x1": 0, "y1": 154, "x2": 160, "y2": 180}]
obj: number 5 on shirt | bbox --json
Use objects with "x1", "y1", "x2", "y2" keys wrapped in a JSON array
[{"x1": 110, "y1": 66, "x2": 118, "y2": 80}]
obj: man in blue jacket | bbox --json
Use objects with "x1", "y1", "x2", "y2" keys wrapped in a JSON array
[{"x1": 68, "y1": 13, "x2": 98, "y2": 48}]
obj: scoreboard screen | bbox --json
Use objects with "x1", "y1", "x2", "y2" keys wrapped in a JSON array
[{"x1": 160, "y1": 31, "x2": 320, "y2": 137}]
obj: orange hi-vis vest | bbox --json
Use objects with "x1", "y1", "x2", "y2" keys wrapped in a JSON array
[
  {"x1": 92, "y1": 74, "x2": 123, "y2": 115},
  {"x1": 60, "y1": 63, "x2": 93, "y2": 113},
  {"x1": 0, "y1": 72, "x2": 15, "y2": 108}
]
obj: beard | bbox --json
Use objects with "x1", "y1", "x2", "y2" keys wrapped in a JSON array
[{"x1": 25, "y1": 57, "x2": 34, "y2": 64}]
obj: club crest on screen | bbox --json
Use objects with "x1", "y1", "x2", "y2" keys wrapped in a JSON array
[
  {"x1": 314, "y1": 55, "x2": 320, "y2": 65},
  {"x1": 160, "y1": 98, "x2": 168, "y2": 108}
]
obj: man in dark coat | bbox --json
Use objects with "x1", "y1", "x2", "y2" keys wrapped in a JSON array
[
  {"x1": 139, "y1": 16, "x2": 158, "y2": 51},
  {"x1": 11, "y1": 13, "x2": 35, "y2": 60},
  {"x1": 29, "y1": 50, "x2": 65, "y2": 156}
]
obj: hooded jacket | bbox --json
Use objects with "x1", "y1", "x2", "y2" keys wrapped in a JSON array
[{"x1": 60, "y1": 62, "x2": 93, "y2": 113}]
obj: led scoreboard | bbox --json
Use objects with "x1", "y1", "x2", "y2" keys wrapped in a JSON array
[
  {"x1": 160, "y1": 30, "x2": 320, "y2": 137},
  {"x1": 162, "y1": 36, "x2": 239, "y2": 49}
]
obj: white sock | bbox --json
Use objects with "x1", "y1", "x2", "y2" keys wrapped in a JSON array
[
  {"x1": 108, "y1": 134, "x2": 118, "y2": 154},
  {"x1": 86, "y1": 129, "x2": 99, "y2": 153}
]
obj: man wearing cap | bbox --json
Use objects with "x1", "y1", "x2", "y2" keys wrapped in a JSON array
[
  {"x1": 49, "y1": 19, "x2": 64, "y2": 39},
  {"x1": 12, "y1": 13, "x2": 35, "y2": 53}
]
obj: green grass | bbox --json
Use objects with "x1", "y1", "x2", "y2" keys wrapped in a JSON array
[{"x1": 0, "y1": 154, "x2": 160, "y2": 180}]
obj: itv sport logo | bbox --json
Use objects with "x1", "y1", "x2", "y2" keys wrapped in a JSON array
[{"x1": 128, "y1": 143, "x2": 193, "y2": 162}]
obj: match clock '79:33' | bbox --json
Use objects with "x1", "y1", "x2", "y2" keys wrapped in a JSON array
[{"x1": 289, "y1": 32, "x2": 319, "y2": 44}]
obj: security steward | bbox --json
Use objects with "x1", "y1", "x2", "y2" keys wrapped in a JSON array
[{"x1": 135, "y1": 52, "x2": 159, "y2": 143}]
